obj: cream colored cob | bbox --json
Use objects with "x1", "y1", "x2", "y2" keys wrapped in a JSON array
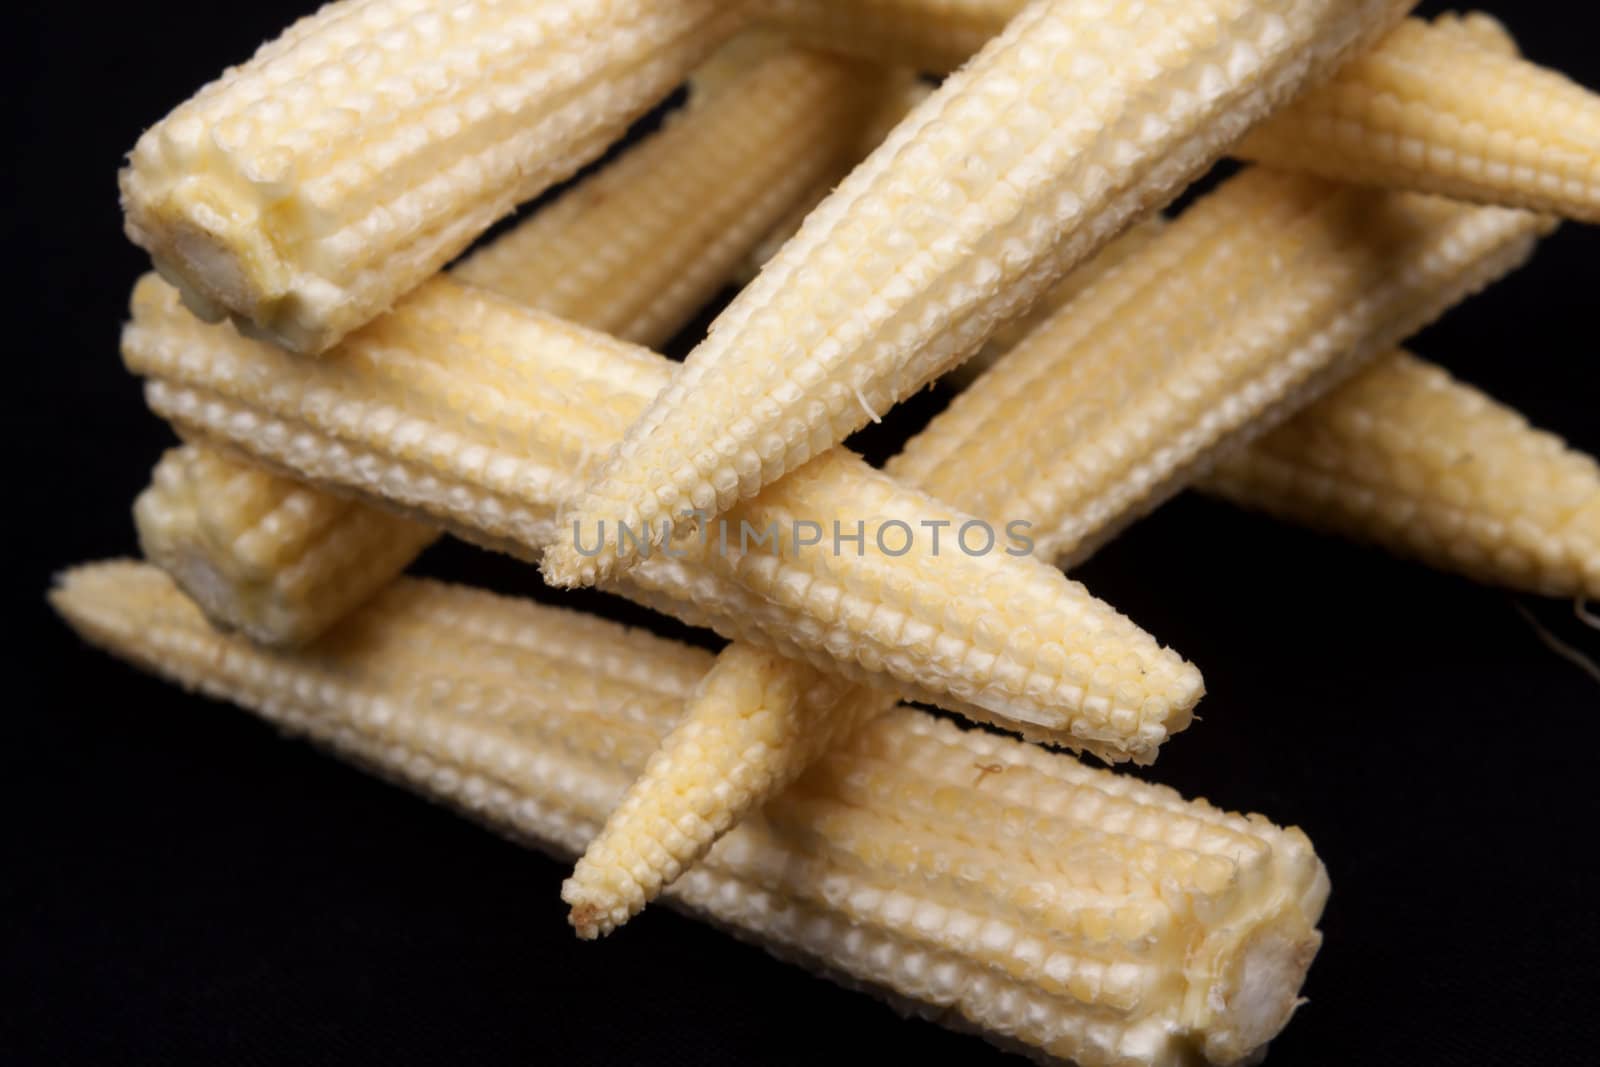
[
  {"x1": 120, "y1": 0, "x2": 746, "y2": 355},
  {"x1": 452, "y1": 38, "x2": 907, "y2": 347},
  {"x1": 1205, "y1": 352, "x2": 1600, "y2": 599},
  {"x1": 895, "y1": 172, "x2": 1550, "y2": 567},
  {"x1": 131, "y1": 41, "x2": 899, "y2": 648},
  {"x1": 959, "y1": 229, "x2": 1597, "y2": 599},
  {"x1": 53, "y1": 560, "x2": 1329, "y2": 1067},
  {"x1": 543, "y1": 0, "x2": 1417, "y2": 586},
  {"x1": 764, "y1": 3, "x2": 1498, "y2": 72},
  {"x1": 565, "y1": 219, "x2": 1159, "y2": 940},
  {"x1": 1236, "y1": 14, "x2": 1600, "y2": 222},
  {"x1": 134, "y1": 445, "x2": 435, "y2": 646},
  {"x1": 562, "y1": 167, "x2": 1548, "y2": 938},
  {"x1": 955, "y1": 199, "x2": 1595, "y2": 600},
  {"x1": 947, "y1": 218, "x2": 1168, "y2": 387},
  {"x1": 122, "y1": 274, "x2": 1204, "y2": 755},
  {"x1": 762, "y1": 5, "x2": 1600, "y2": 223}
]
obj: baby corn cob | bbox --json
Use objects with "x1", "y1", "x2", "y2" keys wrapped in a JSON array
[
  {"x1": 956, "y1": 217, "x2": 1593, "y2": 599},
  {"x1": 562, "y1": 166, "x2": 1546, "y2": 938},
  {"x1": 452, "y1": 39, "x2": 904, "y2": 348},
  {"x1": 119, "y1": 0, "x2": 745, "y2": 355},
  {"x1": 1235, "y1": 15, "x2": 1600, "y2": 222},
  {"x1": 1205, "y1": 352, "x2": 1600, "y2": 599},
  {"x1": 131, "y1": 41, "x2": 894, "y2": 648},
  {"x1": 122, "y1": 275, "x2": 1202, "y2": 754},
  {"x1": 893, "y1": 170, "x2": 1550, "y2": 567},
  {"x1": 763, "y1": 3, "x2": 1500, "y2": 73},
  {"x1": 53, "y1": 560, "x2": 1328, "y2": 1067},
  {"x1": 761, "y1": 5, "x2": 1600, "y2": 224},
  {"x1": 565, "y1": 219, "x2": 1159, "y2": 941},
  {"x1": 949, "y1": 218, "x2": 1168, "y2": 387},
  {"x1": 565, "y1": 643, "x2": 899, "y2": 938},
  {"x1": 542, "y1": 0, "x2": 1417, "y2": 587},
  {"x1": 134, "y1": 445, "x2": 435, "y2": 646}
]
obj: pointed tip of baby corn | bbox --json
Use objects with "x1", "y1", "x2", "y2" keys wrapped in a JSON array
[
  {"x1": 563, "y1": 893, "x2": 618, "y2": 941},
  {"x1": 50, "y1": 558, "x2": 180, "y2": 654},
  {"x1": 560, "y1": 645, "x2": 892, "y2": 937},
  {"x1": 540, "y1": 502, "x2": 668, "y2": 588},
  {"x1": 49, "y1": 558, "x2": 128, "y2": 613},
  {"x1": 544, "y1": 0, "x2": 1417, "y2": 584},
  {"x1": 1209, "y1": 351, "x2": 1600, "y2": 600},
  {"x1": 539, "y1": 539, "x2": 610, "y2": 590}
]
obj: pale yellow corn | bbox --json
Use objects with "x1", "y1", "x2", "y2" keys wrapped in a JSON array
[
  {"x1": 453, "y1": 39, "x2": 902, "y2": 347},
  {"x1": 736, "y1": 75, "x2": 934, "y2": 285},
  {"x1": 749, "y1": 217, "x2": 1165, "y2": 386},
  {"x1": 950, "y1": 217, "x2": 1168, "y2": 386},
  {"x1": 131, "y1": 41, "x2": 894, "y2": 647},
  {"x1": 1205, "y1": 351, "x2": 1600, "y2": 599},
  {"x1": 120, "y1": 0, "x2": 746, "y2": 355},
  {"x1": 53, "y1": 559, "x2": 1328, "y2": 1067},
  {"x1": 565, "y1": 644, "x2": 896, "y2": 937},
  {"x1": 543, "y1": 0, "x2": 1417, "y2": 587},
  {"x1": 565, "y1": 220, "x2": 1154, "y2": 941},
  {"x1": 759, "y1": 6, "x2": 1600, "y2": 223},
  {"x1": 1237, "y1": 14, "x2": 1600, "y2": 222},
  {"x1": 133, "y1": 445, "x2": 436, "y2": 646},
  {"x1": 762, "y1": 3, "x2": 1497, "y2": 73},
  {"x1": 122, "y1": 274, "x2": 1203, "y2": 754},
  {"x1": 562, "y1": 165, "x2": 1544, "y2": 939},
  {"x1": 892, "y1": 169, "x2": 1551, "y2": 567},
  {"x1": 944, "y1": 171, "x2": 1590, "y2": 598},
  {"x1": 564, "y1": 232, "x2": 1152, "y2": 939}
]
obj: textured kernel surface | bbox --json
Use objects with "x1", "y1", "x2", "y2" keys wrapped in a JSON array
[
  {"x1": 122, "y1": 274, "x2": 1199, "y2": 752},
  {"x1": 546, "y1": 0, "x2": 1416, "y2": 584},
  {"x1": 53, "y1": 560, "x2": 1329, "y2": 1067},
  {"x1": 121, "y1": 0, "x2": 743, "y2": 353}
]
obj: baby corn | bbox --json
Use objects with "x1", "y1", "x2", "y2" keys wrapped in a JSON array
[
  {"x1": 565, "y1": 645, "x2": 901, "y2": 938},
  {"x1": 49, "y1": 3, "x2": 1600, "y2": 1060},
  {"x1": 763, "y1": 5, "x2": 1600, "y2": 223},
  {"x1": 563, "y1": 166, "x2": 1546, "y2": 938},
  {"x1": 1236, "y1": 15, "x2": 1600, "y2": 222},
  {"x1": 1206, "y1": 352, "x2": 1600, "y2": 599},
  {"x1": 120, "y1": 0, "x2": 745, "y2": 354},
  {"x1": 134, "y1": 445, "x2": 435, "y2": 647},
  {"x1": 763, "y1": 3, "x2": 1499, "y2": 73},
  {"x1": 452, "y1": 39, "x2": 905, "y2": 348},
  {"x1": 53, "y1": 560, "x2": 1328, "y2": 1067},
  {"x1": 963, "y1": 220, "x2": 1595, "y2": 598},
  {"x1": 949, "y1": 218, "x2": 1167, "y2": 387},
  {"x1": 542, "y1": 0, "x2": 1416, "y2": 586},
  {"x1": 959, "y1": 236, "x2": 1595, "y2": 600},
  {"x1": 131, "y1": 41, "x2": 894, "y2": 648},
  {"x1": 122, "y1": 275, "x2": 1203, "y2": 752},
  {"x1": 894, "y1": 170, "x2": 1550, "y2": 567}
]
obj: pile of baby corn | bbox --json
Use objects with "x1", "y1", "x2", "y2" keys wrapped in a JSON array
[{"x1": 51, "y1": 1, "x2": 1600, "y2": 1063}]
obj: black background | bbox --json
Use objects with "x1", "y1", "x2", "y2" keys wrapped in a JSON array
[{"x1": 6, "y1": 2, "x2": 1598, "y2": 1063}]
